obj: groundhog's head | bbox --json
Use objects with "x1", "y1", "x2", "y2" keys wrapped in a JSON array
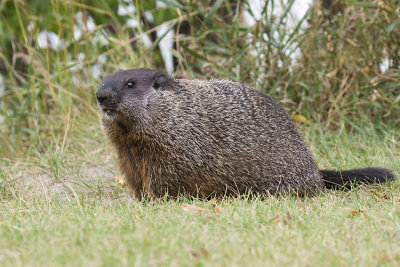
[{"x1": 96, "y1": 68, "x2": 172, "y2": 134}]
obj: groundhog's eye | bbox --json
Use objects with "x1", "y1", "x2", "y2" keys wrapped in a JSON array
[
  {"x1": 152, "y1": 81, "x2": 161, "y2": 89},
  {"x1": 126, "y1": 81, "x2": 135, "y2": 88}
]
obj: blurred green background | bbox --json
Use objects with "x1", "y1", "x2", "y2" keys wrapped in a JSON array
[{"x1": 0, "y1": 0, "x2": 399, "y2": 157}]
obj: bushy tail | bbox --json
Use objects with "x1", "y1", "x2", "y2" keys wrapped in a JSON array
[{"x1": 321, "y1": 167, "x2": 395, "y2": 189}]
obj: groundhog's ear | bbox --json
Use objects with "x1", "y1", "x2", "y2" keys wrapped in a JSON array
[{"x1": 152, "y1": 74, "x2": 170, "y2": 90}]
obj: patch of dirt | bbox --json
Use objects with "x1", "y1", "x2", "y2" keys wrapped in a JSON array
[{"x1": 9, "y1": 164, "x2": 131, "y2": 200}]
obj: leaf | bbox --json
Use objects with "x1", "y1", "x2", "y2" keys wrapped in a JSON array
[
  {"x1": 343, "y1": 1, "x2": 377, "y2": 8},
  {"x1": 115, "y1": 176, "x2": 126, "y2": 187},
  {"x1": 207, "y1": 198, "x2": 218, "y2": 205},
  {"x1": 159, "y1": 0, "x2": 184, "y2": 9},
  {"x1": 350, "y1": 209, "x2": 367, "y2": 219},
  {"x1": 180, "y1": 44, "x2": 208, "y2": 61},
  {"x1": 326, "y1": 68, "x2": 338, "y2": 78},
  {"x1": 270, "y1": 214, "x2": 281, "y2": 222},
  {"x1": 152, "y1": 7, "x2": 178, "y2": 26},
  {"x1": 372, "y1": 192, "x2": 390, "y2": 201},
  {"x1": 181, "y1": 204, "x2": 206, "y2": 213},
  {"x1": 292, "y1": 114, "x2": 311, "y2": 126},
  {"x1": 204, "y1": 0, "x2": 224, "y2": 24},
  {"x1": 339, "y1": 54, "x2": 346, "y2": 69},
  {"x1": 190, "y1": 246, "x2": 209, "y2": 259},
  {"x1": 269, "y1": 212, "x2": 292, "y2": 224},
  {"x1": 387, "y1": 21, "x2": 398, "y2": 33}
]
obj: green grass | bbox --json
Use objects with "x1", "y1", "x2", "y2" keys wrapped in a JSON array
[{"x1": 1, "y1": 121, "x2": 399, "y2": 266}]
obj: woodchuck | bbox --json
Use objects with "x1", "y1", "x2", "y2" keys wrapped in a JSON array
[{"x1": 96, "y1": 68, "x2": 394, "y2": 199}]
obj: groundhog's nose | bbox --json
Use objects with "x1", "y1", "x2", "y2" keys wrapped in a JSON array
[{"x1": 96, "y1": 86, "x2": 113, "y2": 106}]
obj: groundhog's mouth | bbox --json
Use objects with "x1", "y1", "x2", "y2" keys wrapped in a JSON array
[{"x1": 102, "y1": 108, "x2": 117, "y2": 118}]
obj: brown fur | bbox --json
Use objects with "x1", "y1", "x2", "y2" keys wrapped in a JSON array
[{"x1": 96, "y1": 68, "x2": 394, "y2": 199}]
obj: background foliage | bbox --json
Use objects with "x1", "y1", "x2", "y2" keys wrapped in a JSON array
[{"x1": 0, "y1": 0, "x2": 399, "y2": 156}]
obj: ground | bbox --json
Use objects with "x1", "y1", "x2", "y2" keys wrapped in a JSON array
[{"x1": 0, "y1": 121, "x2": 399, "y2": 266}]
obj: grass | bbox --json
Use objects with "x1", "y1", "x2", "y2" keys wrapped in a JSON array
[
  {"x1": 0, "y1": 120, "x2": 399, "y2": 266},
  {"x1": 1, "y1": 188, "x2": 400, "y2": 266}
]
